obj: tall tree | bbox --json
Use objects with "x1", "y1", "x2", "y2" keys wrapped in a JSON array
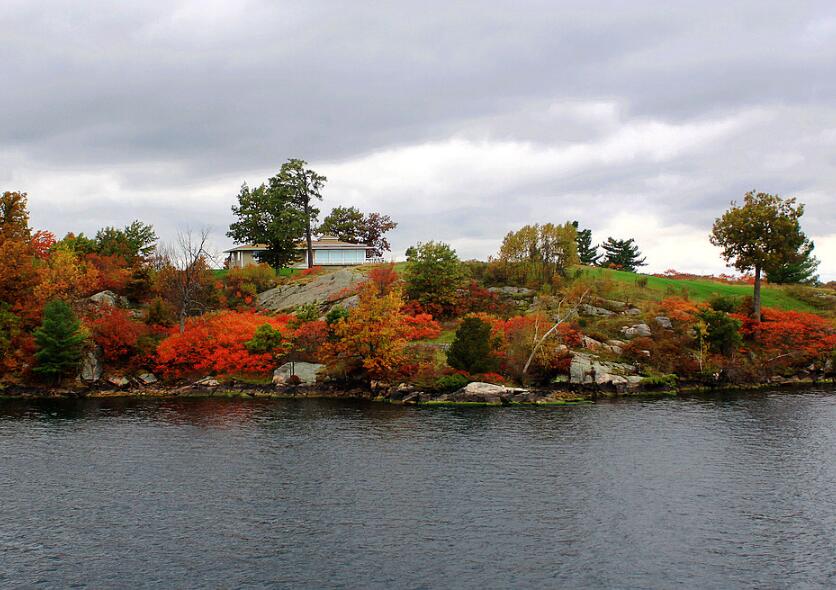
[
  {"x1": 764, "y1": 238, "x2": 819, "y2": 284},
  {"x1": 319, "y1": 206, "x2": 398, "y2": 257},
  {"x1": 95, "y1": 220, "x2": 157, "y2": 263},
  {"x1": 600, "y1": 237, "x2": 646, "y2": 272},
  {"x1": 498, "y1": 222, "x2": 579, "y2": 284},
  {"x1": 404, "y1": 241, "x2": 469, "y2": 316},
  {"x1": 447, "y1": 316, "x2": 498, "y2": 374},
  {"x1": 157, "y1": 228, "x2": 216, "y2": 333},
  {"x1": 710, "y1": 191, "x2": 808, "y2": 322},
  {"x1": 0, "y1": 191, "x2": 37, "y2": 306},
  {"x1": 270, "y1": 159, "x2": 325, "y2": 268},
  {"x1": 572, "y1": 221, "x2": 601, "y2": 265},
  {"x1": 228, "y1": 182, "x2": 305, "y2": 269},
  {"x1": 0, "y1": 191, "x2": 31, "y2": 243},
  {"x1": 33, "y1": 300, "x2": 87, "y2": 382}
]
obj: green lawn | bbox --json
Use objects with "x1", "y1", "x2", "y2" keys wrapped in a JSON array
[{"x1": 579, "y1": 266, "x2": 817, "y2": 312}]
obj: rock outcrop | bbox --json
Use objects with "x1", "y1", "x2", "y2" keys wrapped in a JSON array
[
  {"x1": 620, "y1": 323, "x2": 652, "y2": 339},
  {"x1": 273, "y1": 362, "x2": 325, "y2": 385},
  {"x1": 79, "y1": 347, "x2": 103, "y2": 383},
  {"x1": 258, "y1": 269, "x2": 364, "y2": 313}
]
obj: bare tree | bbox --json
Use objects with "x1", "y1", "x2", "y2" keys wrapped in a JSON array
[
  {"x1": 521, "y1": 289, "x2": 589, "y2": 378},
  {"x1": 158, "y1": 228, "x2": 216, "y2": 333}
]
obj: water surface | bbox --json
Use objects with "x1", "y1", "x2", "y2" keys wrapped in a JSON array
[{"x1": 1, "y1": 389, "x2": 835, "y2": 589}]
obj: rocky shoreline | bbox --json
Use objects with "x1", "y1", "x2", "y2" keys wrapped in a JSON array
[{"x1": 1, "y1": 376, "x2": 832, "y2": 405}]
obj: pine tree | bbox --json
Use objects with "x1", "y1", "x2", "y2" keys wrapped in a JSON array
[
  {"x1": 33, "y1": 300, "x2": 87, "y2": 381},
  {"x1": 600, "y1": 237, "x2": 646, "y2": 272},
  {"x1": 764, "y1": 239, "x2": 819, "y2": 284},
  {"x1": 572, "y1": 222, "x2": 601, "y2": 265},
  {"x1": 446, "y1": 317, "x2": 498, "y2": 374}
]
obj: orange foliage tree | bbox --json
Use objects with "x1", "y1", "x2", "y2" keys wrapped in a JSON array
[
  {"x1": 324, "y1": 282, "x2": 412, "y2": 381},
  {"x1": 88, "y1": 305, "x2": 151, "y2": 362},
  {"x1": 155, "y1": 310, "x2": 292, "y2": 379}
]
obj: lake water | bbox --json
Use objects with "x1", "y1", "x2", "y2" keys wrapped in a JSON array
[{"x1": 1, "y1": 389, "x2": 835, "y2": 589}]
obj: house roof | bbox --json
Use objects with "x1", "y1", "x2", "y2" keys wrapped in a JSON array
[{"x1": 224, "y1": 236, "x2": 370, "y2": 253}]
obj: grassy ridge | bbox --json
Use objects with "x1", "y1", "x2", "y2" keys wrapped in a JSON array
[{"x1": 579, "y1": 266, "x2": 817, "y2": 312}]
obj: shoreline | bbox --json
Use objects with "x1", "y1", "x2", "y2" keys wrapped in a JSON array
[{"x1": 1, "y1": 378, "x2": 833, "y2": 405}]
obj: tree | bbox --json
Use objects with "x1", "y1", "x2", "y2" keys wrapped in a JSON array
[
  {"x1": 33, "y1": 300, "x2": 87, "y2": 382},
  {"x1": 0, "y1": 191, "x2": 38, "y2": 306},
  {"x1": 710, "y1": 191, "x2": 808, "y2": 321},
  {"x1": 0, "y1": 191, "x2": 31, "y2": 243},
  {"x1": 228, "y1": 182, "x2": 304, "y2": 269},
  {"x1": 600, "y1": 237, "x2": 646, "y2": 271},
  {"x1": 764, "y1": 238, "x2": 819, "y2": 284},
  {"x1": 325, "y1": 282, "x2": 412, "y2": 381},
  {"x1": 447, "y1": 316, "x2": 498, "y2": 374},
  {"x1": 520, "y1": 288, "x2": 588, "y2": 379},
  {"x1": 156, "y1": 228, "x2": 217, "y2": 333},
  {"x1": 497, "y1": 222, "x2": 579, "y2": 285},
  {"x1": 572, "y1": 221, "x2": 601, "y2": 265},
  {"x1": 270, "y1": 159, "x2": 326, "y2": 268},
  {"x1": 404, "y1": 241, "x2": 469, "y2": 316},
  {"x1": 319, "y1": 206, "x2": 397, "y2": 257},
  {"x1": 96, "y1": 220, "x2": 157, "y2": 263}
]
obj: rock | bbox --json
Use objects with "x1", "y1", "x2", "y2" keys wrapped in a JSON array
[
  {"x1": 448, "y1": 382, "x2": 525, "y2": 403},
  {"x1": 606, "y1": 339, "x2": 627, "y2": 347},
  {"x1": 106, "y1": 375, "x2": 130, "y2": 388},
  {"x1": 273, "y1": 362, "x2": 325, "y2": 385},
  {"x1": 79, "y1": 347, "x2": 103, "y2": 383},
  {"x1": 655, "y1": 316, "x2": 673, "y2": 329},
  {"x1": 570, "y1": 352, "x2": 638, "y2": 386},
  {"x1": 258, "y1": 269, "x2": 365, "y2": 313},
  {"x1": 88, "y1": 290, "x2": 128, "y2": 307},
  {"x1": 402, "y1": 392, "x2": 420, "y2": 404},
  {"x1": 136, "y1": 372, "x2": 158, "y2": 385},
  {"x1": 623, "y1": 307, "x2": 642, "y2": 316},
  {"x1": 488, "y1": 286, "x2": 535, "y2": 298},
  {"x1": 581, "y1": 335, "x2": 602, "y2": 350},
  {"x1": 598, "y1": 299, "x2": 627, "y2": 312},
  {"x1": 602, "y1": 343, "x2": 623, "y2": 355},
  {"x1": 620, "y1": 323, "x2": 651, "y2": 339},
  {"x1": 579, "y1": 304, "x2": 615, "y2": 317},
  {"x1": 194, "y1": 377, "x2": 220, "y2": 388}
]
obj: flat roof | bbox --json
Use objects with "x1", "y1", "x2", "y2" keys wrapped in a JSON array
[{"x1": 225, "y1": 239, "x2": 370, "y2": 253}]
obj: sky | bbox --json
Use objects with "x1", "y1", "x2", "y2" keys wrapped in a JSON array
[{"x1": 2, "y1": 0, "x2": 835, "y2": 279}]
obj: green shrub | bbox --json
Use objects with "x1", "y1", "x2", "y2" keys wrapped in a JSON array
[
  {"x1": 640, "y1": 372, "x2": 678, "y2": 389},
  {"x1": 435, "y1": 373, "x2": 470, "y2": 392},
  {"x1": 698, "y1": 309, "x2": 742, "y2": 356},
  {"x1": 294, "y1": 302, "x2": 320, "y2": 323},
  {"x1": 447, "y1": 317, "x2": 498, "y2": 374},
  {"x1": 325, "y1": 305, "x2": 350, "y2": 325},
  {"x1": 708, "y1": 294, "x2": 740, "y2": 313}
]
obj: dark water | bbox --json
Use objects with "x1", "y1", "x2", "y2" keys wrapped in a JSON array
[{"x1": 1, "y1": 390, "x2": 835, "y2": 589}]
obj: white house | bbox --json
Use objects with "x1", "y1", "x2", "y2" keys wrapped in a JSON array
[{"x1": 224, "y1": 235, "x2": 374, "y2": 269}]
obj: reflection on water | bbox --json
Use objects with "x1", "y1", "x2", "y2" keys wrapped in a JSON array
[{"x1": 1, "y1": 389, "x2": 834, "y2": 589}]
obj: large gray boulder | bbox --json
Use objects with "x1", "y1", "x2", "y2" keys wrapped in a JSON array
[
  {"x1": 579, "y1": 304, "x2": 615, "y2": 317},
  {"x1": 79, "y1": 347, "x2": 103, "y2": 383},
  {"x1": 88, "y1": 290, "x2": 129, "y2": 307},
  {"x1": 446, "y1": 382, "x2": 526, "y2": 403},
  {"x1": 655, "y1": 316, "x2": 673, "y2": 329},
  {"x1": 258, "y1": 269, "x2": 365, "y2": 313},
  {"x1": 570, "y1": 352, "x2": 637, "y2": 386},
  {"x1": 273, "y1": 362, "x2": 325, "y2": 385}
]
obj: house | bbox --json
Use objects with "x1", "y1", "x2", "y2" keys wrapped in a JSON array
[{"x1": 224, "y1": 235, "x2": 376, "y2": 269}]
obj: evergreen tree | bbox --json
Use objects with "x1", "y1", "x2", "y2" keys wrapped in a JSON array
[
  {"x1": 446, "y1": 317, "x2": 498, "y2": 374},
  {"x1": 600, "y1": 237, "x2": 646, "y2": 272},
  {"x1": 572, "y1": 221, "x2": 601, "y2": 265},
  {"x1": 764, "y1": 239, "x2": 819, "y2": 284},
  {"x1": 33, "y1": 300, "x2": 87, "y2": 381}
]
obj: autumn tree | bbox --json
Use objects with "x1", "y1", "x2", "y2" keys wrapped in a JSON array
[
  {"x1": 326, "y1": 282, "x2": 411, "y2": 381},
  {"x1": 497, "y1": 222, "x2": 579, "y2": 285},
  {"x1": 711, "y1": 191, "x2": 808, "y2": 321},
  {"x1": 0, "y1": 191, "x2": 38, "y2": 306},
  {"x1": 600, "y1": 237, "x2": 646, "y2": 271},
  {"x1": 319, "y1": 206, "x2": 398, "y2": 257},
  {"x1": 95, "y1": 220, "x2": 157, "y2": 263},
  {"x1": 404, "y1": 241, "x2": 469, "y2": 316},
  {"x1": 33, "y1": 300, "x2": 87, "y2": 382},
  {"x1": 572, "y1": 221, "x2": 601, "y2": 265},
  {"x1": 156, "y1": 228, "x2": 217, "y2": 332}
]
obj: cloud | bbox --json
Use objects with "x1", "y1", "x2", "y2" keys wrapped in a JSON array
[{"x1": 2, "y1": 0, "x2": 835, "y2": 280}]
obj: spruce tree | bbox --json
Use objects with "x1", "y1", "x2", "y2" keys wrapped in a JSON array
[
  {"x1": 764, "y1": 239, "x2": 819, "y2": 284},
  {"x1": 33, "y1": 300, "x2": 87, "y2": 382},
  {"x1": 446, "y1": 317, "x2": 497, "y2": 374},
  {"x1": 600, "y1": 237, "x2": 647, "y2": 272},
  {"x1": 573, "y1": 222, "x2": 601, "y2": 265}
]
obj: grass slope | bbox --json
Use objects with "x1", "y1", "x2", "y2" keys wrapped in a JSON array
[{"x1": 580, "y1": 267, "x2": 816, "y2": 312}]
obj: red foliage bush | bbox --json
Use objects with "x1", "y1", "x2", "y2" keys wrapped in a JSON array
[
  {"x1": 292, "y1": 320, "x2": 330, "y2": 361},
  {"x1": 367, "y1": 264, "x2": 400, "y2": 295},
  {"x1": 30, "y1": 230, "x2": 56, "y2": 260},
  {"x1": 89, "y1": 305, "x2": 150, "y2": 362},
  {"x1": 453, "y1": 281, "x2": 508, "y2": 316},
  {"x1": 734, "y1": 308, "x2": 835, "y2": 366},
  {"x1": 85, "y1": 253, "x2": 132, "y2": 293},
  {"x1": 657, "y1": 297, "x2": 701, "y2": 323},
  {"x1": 403, "y1": 313, "x2": 442, "y2": 340},
  {"x1": 155, "y1": 311, "x2": 292, "y2": 379}
]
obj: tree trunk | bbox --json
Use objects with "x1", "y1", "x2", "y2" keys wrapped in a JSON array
[
  {"x1": 753, "y1": 264, "x2": 762, "y2": 322},
  {"x1": 304, "y1": 201, "x2": 314, "y2": 268}
]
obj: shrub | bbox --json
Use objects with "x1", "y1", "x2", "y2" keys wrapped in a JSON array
[
  {"x1": 402, "y1": 313, "x2": 442, "y2": 341},
  {"x1": 447, "y1": 317, "x2": 498, "y2": 374},
  {"x1": 294, "y1": 302, "x2": 321, "y2": 323},
  {"x1": 708, "y1": 295, "x2": 740, "y2": 313},
  {"x1": 435, "y1": 373, "x2": 470, "y2": 392},
  {"x1": 697, "y1": 309, "x2": 742, "y2": 356},
  {"x1": 89, "y1": 305, "x2": 150, "y2": 362},
  {"x1": 734, "y1": 308, "x2": 836, "y2": 369},
  {"x1": 367, "y1": 263, "x2": 400, "y2": 295},
  {"x1": 325, "y1": 305, "x2": 349, "y2": 325}
]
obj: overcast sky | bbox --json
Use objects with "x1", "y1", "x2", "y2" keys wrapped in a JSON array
[{"x1": 3, "y1": 1, "x2": 835, "y2": 279}]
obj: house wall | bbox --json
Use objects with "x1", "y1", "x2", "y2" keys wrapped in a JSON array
[{"x1": 313, "y1": 248, "x2": 366, "y2": 265}]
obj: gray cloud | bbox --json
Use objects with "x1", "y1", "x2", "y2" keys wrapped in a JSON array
[{"x1": 2, "y1": 0, "x2": 835, "y2": 277}]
